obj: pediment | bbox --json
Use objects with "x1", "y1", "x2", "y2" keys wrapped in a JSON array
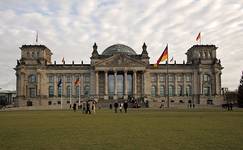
[{"x1": 95, "y1": 54, "x2": 146, "y2": 67}]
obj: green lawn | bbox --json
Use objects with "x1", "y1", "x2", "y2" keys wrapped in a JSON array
[{"x1": 0, "y1": 108, "x2": 243, "y2": 150}]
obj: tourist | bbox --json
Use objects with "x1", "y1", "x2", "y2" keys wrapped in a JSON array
[
  {"x1": 73, "y1": 103, "x2": 77, "y2": 112},
  {"x1": 123, "y1": 101, "x2": 128, "y2": 113},
  {"x1": 82, "y1": 101, "x2": 86, "y2": 114},
  {"x1": 92, "y1": 101, "x2": 96, "y2": 114},
  {"x1": 86, "y1": 101, "x2": 91, "y2": 114},
  {"x1": 114, "y1": 102, "x2": 118, "y2": 113},
  {"x1": 119, "y1": 103, "x2": 123, "y2": 113},
  {"x1": 109, "y1": 103, "x2": 113, "y2": 110}
]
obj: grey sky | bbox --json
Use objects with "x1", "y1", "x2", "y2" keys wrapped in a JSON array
[{"x1": 0, "y1": 0, "x2": 243, "y2": 91}]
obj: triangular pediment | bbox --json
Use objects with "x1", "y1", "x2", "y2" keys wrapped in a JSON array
[{"x1": 95, "y1": 54, "x2": 146, "y2": 67}]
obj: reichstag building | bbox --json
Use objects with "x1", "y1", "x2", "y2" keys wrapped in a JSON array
[{"x1": 15, "y1": 43, "x2": 224, "y2": 107}]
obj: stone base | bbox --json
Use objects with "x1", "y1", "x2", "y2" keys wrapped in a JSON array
[{"x1": 113, "y1": 95, "x2": 118, "y2": 100}]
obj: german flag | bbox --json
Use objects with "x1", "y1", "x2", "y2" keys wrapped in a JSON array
[{"x1": 156, "y1": 44, "x2": 168, "y2": 65}]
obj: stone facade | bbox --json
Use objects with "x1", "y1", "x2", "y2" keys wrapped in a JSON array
[{"x1": 14, "y1": 43, "x2": 224, "y2": 108}]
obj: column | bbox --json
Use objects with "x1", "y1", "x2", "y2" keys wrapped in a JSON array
[
  {"x1": 156, "y1": 73, "x2": 160, "y2": 96},
  {"x1": 104, "y1": 71, "x2": 108, "y2": 100},
  {"x1": 141, "y1": 71, "x2": 145, "y2": 96},
  {"x1": 133, "y1": 71, "x2": 137, "y2": 97},
  {"x1": 114, "y1": 72, "x2": 117, "y2": 100},
  {"x1": 80, "y1": 74, "x2": 84, "y2": 96},
  {"x1": 95, "y1": 71, "x2": 99, "y2": 97},
  {"x1": 124, "y1": 71, "x2": 128, "y2": 99}
]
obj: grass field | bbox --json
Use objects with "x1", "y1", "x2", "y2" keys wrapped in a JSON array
[{"x1": 0, "y1": 108, "x2": 243, "y2": 150}]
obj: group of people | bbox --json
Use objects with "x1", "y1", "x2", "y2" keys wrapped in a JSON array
[
  {"x1": 70, "y1": 100, "x2": 96, "y2": 114},
  {"x1": 110, "y1": 101, "x2": 128, "y2": 113}
]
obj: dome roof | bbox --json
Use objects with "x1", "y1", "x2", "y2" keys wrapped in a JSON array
[{"x1": 102, "y1": 44, "x2": 137, "y2": 55}]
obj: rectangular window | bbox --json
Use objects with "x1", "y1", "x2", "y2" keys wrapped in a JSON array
[
  {"x1": 169, "y1": 75, "x2": 174, "y2": 82},
  {"x1": 49, "y1": 75, "x2": 54, "y2": 83},
  {"x1": 29, "y1": 88, "x2": 36, "y2": 97},
  {"x1": 151, "y1": 74, "x2": 156, "y2": 82},
  {"x1": 186, "y1": 75, "x2": 192, "y2": 82},
  {"x1": 177, "y1": 75, "x2": 183, "y2": 82},
  {"x1": 159, "y1": 75, "x2": 165, "y2": 82},
  {"x1": 66, "y1": 76, "x2": 71, "y2": 83}
]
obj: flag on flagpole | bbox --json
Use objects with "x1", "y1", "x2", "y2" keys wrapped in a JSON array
[
  {"x1": 57, "y1": 79, "x2": 62, "y2": 87},
  {"x1": 74, "y1": 78, "x2": 80, "y2": 86},
  {"x1": 36, "y1": 31, "x2": 38, "y2": 43},
  {"x1": 156, "y1": 44, "x2": 168, "y2": 66},
  {"x1": 62, "y1": 57, "x2": 65, "y2": 64},
  {"x1": 196, "y1": 32, "x2": 201, "y2": 41}
]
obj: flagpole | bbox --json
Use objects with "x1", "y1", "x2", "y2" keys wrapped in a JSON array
[
  {"x1": 61, "y1": 84, "x2": 63, "y2": 109},
  {"x1": 78, "y1": 84, "x2": 81, "y2": 106},
  {"x1": 70, "y1": 82, "x2": 72, "y2": 106},
  {"x1": 166, "y1": 59, "x2": 169, "y2": 108}
]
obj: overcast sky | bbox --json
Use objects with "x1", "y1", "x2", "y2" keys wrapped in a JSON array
[{"x1": 0, "y1": 0, "x2": 243, "y2": 91}]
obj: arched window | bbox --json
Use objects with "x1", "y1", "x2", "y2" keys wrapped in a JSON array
[
  {"x1": 186, "y1": 85, "x2": 192, "y2": 96},
  {"x1": 32, "y1": 52, "x2": 35, "y2": 58},
  {"x1": 178, "y1": 85, "x2": 183, "y2": 96},
  {"x1": 151, "y1": 85, "x2": 156, "y2": 96},
  {"x1": 160, "y1": 85, "x2": 165, "y2": 96},
  {"x1": 169, "y1": 85, "x2": 174, "y2": 96},
  {"x1": 37, "y1": 51, "x2": 40, "y2": 57},
  {"x1": 49, "y1": 86, "x2": 54, "y2": 97},
  {"x1": 28, "y1": 75, "x2": 36, "y2": 83},
  {"x1": 27, "y1": 52, "x2": 30, "y2": 57}
]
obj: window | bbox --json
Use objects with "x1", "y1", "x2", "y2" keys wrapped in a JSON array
[
  {"x1": 203, "y1": 74, "x2": 210, "y2": 82},
  {"x1": 203, "y1": 86, "x2": 210, "y2": 96},
  {"x1": 177, "y1": 75, "x2": 183, "y2": 82},
  {"x1": 49, "y1": 76, "x2": 54, "y2": 83},
  {"x1": 186, "y1": 85, "x2": 192, "y2": 96},
  {"x1": 169, "y1": 75, "x2": 174, "y2": 82},
  {"x1": 169, "y1": 85, "x2": 174, "y2": 96},
  {"x1": 28, "y1": 75, "x2": 36, "y2": 83},
  {"x1": 67, "y1": 85, "x2": 71, "y2": 97},
  {"x1": 32, "y1": 52, "x2": 35, "y2": 58},
  {"x1": 48, "y1": 101, "x2": 52, "y2": 105},
  {"x1": 49, "y1": 86, "x2": 54, "y2": 97},
  {"x1": 76, "y1": 86, "x2": 80, "y2": 97},
  {"x1": 160, "y1": 85, "x2": 165, "y2": 96},
  {"x1": 37, "y1": 52, "x2": 40, "y2": 57},
  {"x1": 27, "y1": 52, "x2": 30, "y2": 57},
  {"x1": 84, "y1": 85, "x2": 90, "y2": 96},
  {"x1": 66, "y1": 76, "x2": 71, "y2": 83},
  {"x1": 84, "y1": 75, "x2": 90, "y2": 83},
  {"x1": 29, "y1": 88, "x2": 36, "y2": 97},
  {"x1": 151, "y1": 74, "x2": 156, "y2": 82},
  {"x1": 159, "y1": 75, "x2": 165, "y2": 82},
  {"x1": 58, "y1": 86, "x2": 62, "y2": 97},
  {"x1": 178, "y1": 85, "x2": 183, "y2": 96},
  {"x1": 151, "y1": 85, "x2": 156, "y2": 96},
  {"x1": 186, "y1": 75, "x2": 191, "y2": 82}
]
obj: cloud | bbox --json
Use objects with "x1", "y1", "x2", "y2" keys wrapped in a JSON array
[{"x1": 0, "y1": 0, "x2": 243, "y2": 90}]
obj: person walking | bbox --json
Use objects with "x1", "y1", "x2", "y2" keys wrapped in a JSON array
[{"x1": 123, "y1": 101, "x2": 128, "y2": 113}]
